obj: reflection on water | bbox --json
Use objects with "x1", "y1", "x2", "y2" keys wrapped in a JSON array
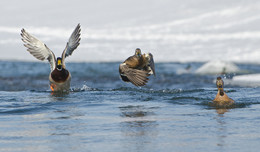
[
  {"x1": 119, "y1": 105, "x2": 159, "y2": 152},
  {"x1": 216, "y1": 108, "x2": 229, "y2": 114},
  {"x1": 214, "y1": 110, "x2": 228, "y2": 149},
  {"x1": 22, "y1": 99, "x2": 85, "y2": 152},
  {"x1": 50, "y1": 91, "x2": 70, "y2": 99}
]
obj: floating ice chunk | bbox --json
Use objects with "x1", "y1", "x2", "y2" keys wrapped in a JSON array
[{"x1": 195, "y1": 60, "x2": 240, "y2": 75}]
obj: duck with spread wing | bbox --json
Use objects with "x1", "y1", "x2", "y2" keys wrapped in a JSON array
[
  {"x1": 21, "y1": 24, "x2": 81, "y2": 92},
  {"x1": 119, "y1": 48, "x2": 155, "y2": 86}
]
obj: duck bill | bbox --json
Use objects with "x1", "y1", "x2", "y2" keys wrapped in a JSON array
[{"x1": 57, "y1": 59, "x2": 62, "y2": 70}]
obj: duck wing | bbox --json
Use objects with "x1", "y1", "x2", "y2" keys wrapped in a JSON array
[
  {"x1": 147, "y1": 53, "x2": 155, "y2": 76},
  {"x1": 21, "y1": 29, "x2": 56, "y2": 71},
  {"x1": 119, "y1": 63, "x2": 150, "y2": 86},
  {"x1": 124, "y1": 55, "x2": 141, "y2": 69},
  {"x1": 61, "y1": 23, "x2": 81, "y2": 67}
]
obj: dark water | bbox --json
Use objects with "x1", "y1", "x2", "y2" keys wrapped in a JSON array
[{"x1": 0, "y1": 61, "x2": 260, "y2": 152}]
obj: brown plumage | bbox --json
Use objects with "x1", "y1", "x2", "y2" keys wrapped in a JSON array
[
  {"x1": 51, "y1": 68, "x2": 70, "y2": 83},
  {"x1": 119, "y1": 48, "x2": 155, "y2": 86},
  {"x1": 213, "y1": 77, "x2": 234, "y2": 106}
]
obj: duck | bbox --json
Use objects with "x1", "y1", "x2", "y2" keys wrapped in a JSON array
[
  {"x1": 21, "y1": 24, "x2": 81, "y2": 92},
  {"x1": 119, "y1": 48, "x2": 155, "y2": 86},
  {"x1": 213, "y1": 77, "x2": 234, "y2": 106}
]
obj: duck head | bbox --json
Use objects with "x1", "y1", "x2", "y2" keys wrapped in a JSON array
[
  {"x1": 135, "y1": 48, "x2": 142, "y2": 58},
  {"x1": 56, "y1": 57, "x2": 63, "y2": 71},
  {"x1": 216, "y1": 77, "x2": 224, "y2": 89}
]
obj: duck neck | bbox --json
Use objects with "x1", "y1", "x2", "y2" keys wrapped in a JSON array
[{"x1": 218, "y1": 88, "x2": 224, "y2": 96}]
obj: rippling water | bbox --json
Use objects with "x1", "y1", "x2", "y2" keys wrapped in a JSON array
[{"x1": 0, "y1": 61, "x2": 260, "y2": 152}]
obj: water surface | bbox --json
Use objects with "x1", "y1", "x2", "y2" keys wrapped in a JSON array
[{"x1": 0, "y1": 61, "x2": 260, "y2": 152}]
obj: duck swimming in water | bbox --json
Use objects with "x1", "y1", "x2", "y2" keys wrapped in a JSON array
[
  {"x1": 213, "y1": 77, "x2": 234, "y2": 106},
  {"x1": 21, "y1": 24, "x2": 81, "y2": 92},
  {"x1": 119, "y1": 48, "x2": 155, "y2": 86}
]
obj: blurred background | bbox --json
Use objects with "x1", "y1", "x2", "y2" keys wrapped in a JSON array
[{"x1": 1, "y1": 0, "x2": 260, "y2": 63}]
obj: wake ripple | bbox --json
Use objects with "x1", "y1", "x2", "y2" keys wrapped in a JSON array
[{"x1": 111, "y1": 87, "x2": 205, "y2": 94}]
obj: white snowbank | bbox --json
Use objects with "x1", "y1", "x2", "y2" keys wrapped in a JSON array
[
  {"x1": 2, "y1": 1, "x2": 260, "y2": 63},
  {"x1": 226, "y1": 74, "x2": 260, "y2": 87},
  {"x1": 195, "y1": 60, "x2": 240, "y2": 75}
]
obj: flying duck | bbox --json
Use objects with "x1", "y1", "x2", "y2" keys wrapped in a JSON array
[
  {"x1": 119, "y1": 48, "x2": 155, "y2": 86},
  {"x1": 21, "y1": 24, "x2": 81, "y2": 92},
  {"x1": 213, "y1": 77, "x2": 234, "y2": 106}
]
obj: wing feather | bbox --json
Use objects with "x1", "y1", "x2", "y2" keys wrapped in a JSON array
[
  {"x1": 119, "y1": 64, "x2": 150, "y2": 86},
  {"x1": 21, "y1": 29, "x2": 56, "y2": 71},
  {"x1": 124, "y1": 55, "x2": 140, "y2": 68},
  {"x1": 148, "y1": 53, "x2": 156, "y2": 76},
  {"x1": 61, "y1": 23, "x2": 81, "y2": 65}
]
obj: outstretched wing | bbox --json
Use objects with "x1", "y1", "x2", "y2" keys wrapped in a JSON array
[
  {"x1": 21, "y1": 29, "x2": 56, "y2": 71},
  {"x1": 148, "y1": 53, "x2": 156, "y2": 76},
  {"x1": 124, "y1": 55, "x2": 140, "y2": 69},
  {"x1": 61, "y1": 23, "x2": 81, "y2": 66},
  {"x1": 119, "y1": 63, "x2": 150, "y2": 86}
]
